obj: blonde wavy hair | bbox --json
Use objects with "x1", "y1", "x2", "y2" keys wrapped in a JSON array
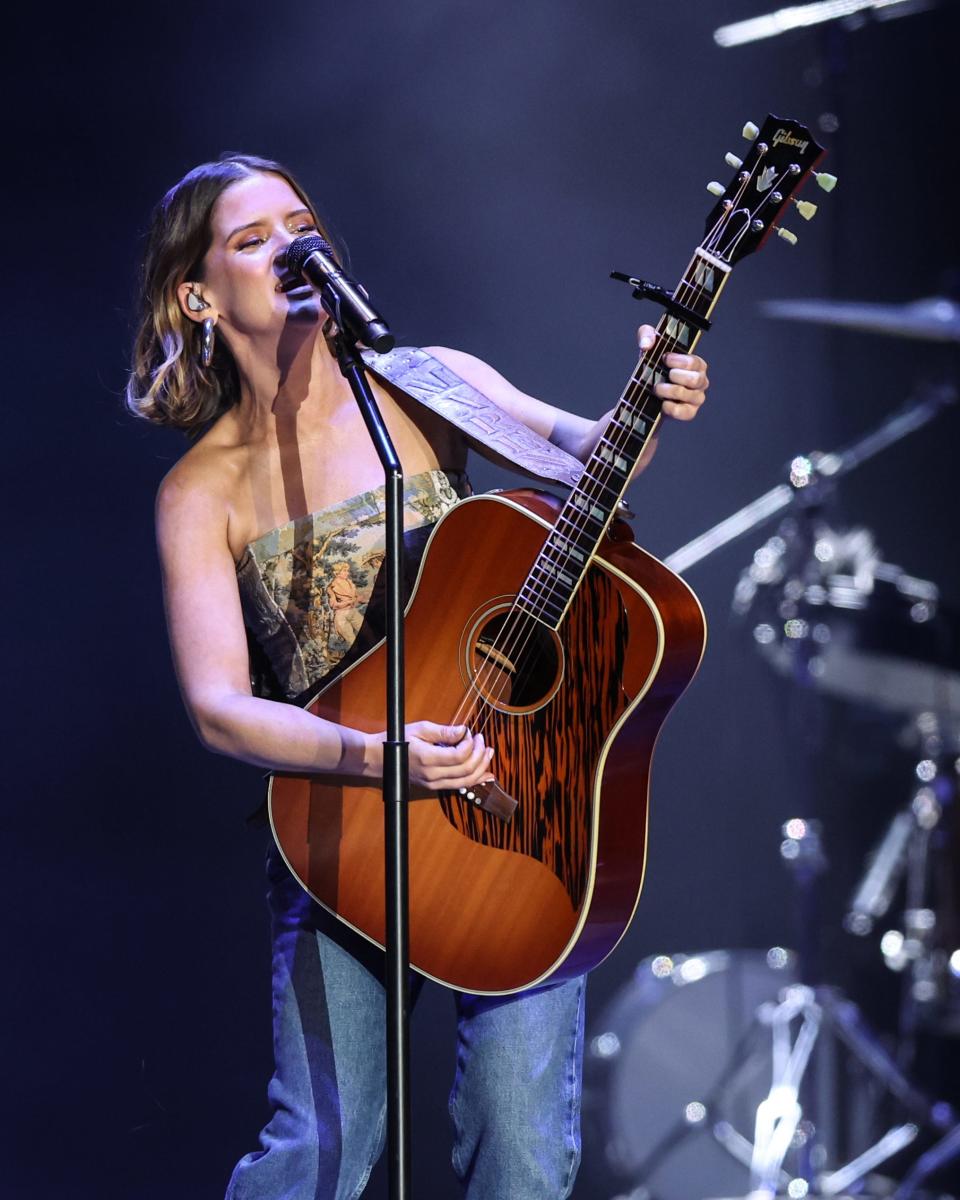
[{"x1": 126, "y1": 153, "x2": 338, "y2": 434}]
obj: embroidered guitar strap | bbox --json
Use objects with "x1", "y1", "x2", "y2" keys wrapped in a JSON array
[{"x1": 361, "y1": 346, "x2": 585, "y2": 489}]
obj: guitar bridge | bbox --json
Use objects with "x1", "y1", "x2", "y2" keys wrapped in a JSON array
[
  {"x1": 474, "y1": 640, "x2": 517, "y2": 676},
  {"x1": 457, "y1": 778, "x2": 518, "y2": 822}
]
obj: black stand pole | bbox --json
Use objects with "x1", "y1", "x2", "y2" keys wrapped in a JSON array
[{"x1": 334, "y1": 331, "x2": 411, "y2": 1200}]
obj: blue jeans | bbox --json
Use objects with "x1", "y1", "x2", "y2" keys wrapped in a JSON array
[{"x1": 225, "y1": 847, "x2": 586, "y2": 1199}]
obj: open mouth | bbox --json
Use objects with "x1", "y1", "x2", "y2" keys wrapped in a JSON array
[{"x1": 275, "y1": 276, "x2": 312, "y2": 295}]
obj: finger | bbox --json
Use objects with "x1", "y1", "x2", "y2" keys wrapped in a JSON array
[
  {"x1": 417, "y1": 734, "x2": 478, "y2": 771},
  {"x1": 660, "y1": 399, "x2": 698, "y2": 421},
  {"x1": 412, "y1": 721, "x2": 468, "y2": 745},
  {"x1": 449, "y1": 733, "x2": 488, "y2": 777},
  {"x1": 431, "y1": 747, "x2": 497, "y2": 791},
  {"x1": 665, "y1": 367, "x2": 707, "y2": 390},
  {"x1": 433, "y1": 736, "x2": 491, "y2": 782},
  {"x1": 637, "y1": 324, "x2": 657, "y2": 351},
  {"x1": 664, "y1": 353, "x2": 707, "y2": 372},
  {"x1": 656, "y1": 379, "x2": 705, "y2": 406}
]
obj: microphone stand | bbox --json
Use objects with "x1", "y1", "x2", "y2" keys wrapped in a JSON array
[{"x1": 332, "y1": 326, "x2": 411, "y2": 1200}]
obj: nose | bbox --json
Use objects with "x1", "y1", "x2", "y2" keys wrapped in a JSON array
[{"x1": 274, "y1": 239, "x2": 293, "y2": 272}]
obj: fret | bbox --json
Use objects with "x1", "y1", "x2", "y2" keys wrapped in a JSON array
[
  {"x1": 663, "y1": 315, "x2": 692, "y2": 347},
  {"x1": 516, "y1": 590, "x2": 564, "y2": 625},
  {"x1": 546, "y1": 530, "x2": 590, "y2": 565},
  {"x1": 599, "y1": 426, "x2": 646, "y2": 458},
  {"x1": 538, "y1": 542, "x2": 580, "y2": 574},
  {"x1": 618, "y1": 388, "x2": 662, "y2": 422},
  {"x1": 594, "y1": 441, "x2": 632, "y2": 478},
  {"x1": 555, "y1": 508, "x2": 604, "y2": 538},
  {"x1": 577, "y1": 470, "x2": 621, "y2": 505},
  {"x1": 530, "y1": 559, "x2": 578, "y2": 591},
  {"x1": 518, "y1": 579, "x2": 565, "y2": 611},
  {"x1": 627, "y1": 361, "x2": 672, "y2": 390},
  {"x1": 567, "y1": 491, "x2": 610, "y2": 526},
  {"x1": 518, "y1": 588, "x2": 566, "y2": 627},
  {"x1": 609, "y1": 410, "x2": 652, "y2": 440},
  {"x1": 635, "y1": 361, "x2": 665, "y2": 389}
]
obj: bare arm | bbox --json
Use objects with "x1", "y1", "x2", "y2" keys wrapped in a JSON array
[
  {"x1": 156, "y1": 464, "x2": 493, "y2": 788},
  {"x1": 426, "y1": 323, "x2": 709, "y2": 476}
]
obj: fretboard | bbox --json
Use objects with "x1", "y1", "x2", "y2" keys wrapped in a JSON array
[{"x1": 517, "y1": 248, "x2": 730, "y2": 628}]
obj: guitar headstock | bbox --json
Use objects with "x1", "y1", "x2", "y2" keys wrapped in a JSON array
[{"x1": 702, "y1": 114, "x2": 829, "y2": 266}]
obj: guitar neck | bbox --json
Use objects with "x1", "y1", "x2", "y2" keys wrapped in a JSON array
[{"x1": 517, "y1": 248, "x2": 731, "y2": 628}]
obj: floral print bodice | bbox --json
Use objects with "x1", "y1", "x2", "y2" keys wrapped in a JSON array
[{"x1": 236, "y1": 468, "x2": 469, "y2": 701}]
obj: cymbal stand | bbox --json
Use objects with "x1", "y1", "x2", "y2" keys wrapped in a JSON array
[
  {"x1": 740, "y1": 820, "x2": 954, "y2": 1198},
  {"x1": 664, "y1": 381, "x2": 955, "y2": 576},
  {"x1": 846, "y1": 716, "x2": 957, "y2": 1046},
  {"x1": 844, "y1": 714, "x2": 960, "y2": 1196}
]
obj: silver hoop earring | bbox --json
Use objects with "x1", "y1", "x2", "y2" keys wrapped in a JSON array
[{"x1": 200, "y1": 317, "x2": 216, "y2": 368}]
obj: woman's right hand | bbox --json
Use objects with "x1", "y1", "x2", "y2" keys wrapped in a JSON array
[{"x1": 363, "y1": 722, "x2": 495, "y2": 791}]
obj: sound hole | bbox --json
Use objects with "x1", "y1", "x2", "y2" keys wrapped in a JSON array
[{"x1": 470, "y1": 611, "x2": 562, "y2": 711}]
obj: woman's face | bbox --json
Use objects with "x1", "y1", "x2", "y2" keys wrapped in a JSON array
[{"x1": 194, "y1": 171, "x2": 321, "y2": 340}]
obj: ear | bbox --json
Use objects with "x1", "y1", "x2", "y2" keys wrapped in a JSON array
[{"x1": 176, "y1": 282, "x2": 216, "y2": 325}]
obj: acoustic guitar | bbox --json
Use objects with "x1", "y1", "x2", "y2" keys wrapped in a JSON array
[{"x1": 269, "y1": 115, "x2": 828, "y2": 994}]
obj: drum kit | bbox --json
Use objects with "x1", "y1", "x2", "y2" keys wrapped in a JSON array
[{"x1": 584, "y1": 294, "x2": 960, "y2": 1199}]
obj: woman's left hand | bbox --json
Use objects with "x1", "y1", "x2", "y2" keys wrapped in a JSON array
[{"x1": 638, "y1": 323, "x2": 709, "y2": 422}]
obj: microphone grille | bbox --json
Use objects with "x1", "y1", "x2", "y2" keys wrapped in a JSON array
[{"x1": 285, "y1": 233, "x2": 336, "y2": 274}]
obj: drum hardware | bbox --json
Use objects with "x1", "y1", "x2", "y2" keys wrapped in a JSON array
[
  {"x1": 845, "y1": 713, "x2": 960, "y2": 1047},
  {"x1": 733, "y1": 528, "x2": 960, "y2": 720},
  {"x1": 726, "y1": 524, "x2": 960, "y2": 1195},
  {"x1": 734, "y1": 818, "x2": 957, "y2": 1199},
  {"x1": 729, "y1": 544, "x2": 960, "y2": 1195},
  {"x1": 663, "y1": 379, "x2": 955, "y2": 577},
  {"x1": 582, "y1": 941, "x2": 953, "y2": 1200},
  {"x1": 595, "y1": 306, "x2": 959, "y2": 1198},
  {"x1": 759, "y1": 295, "x2": 960, "y2": 345}
]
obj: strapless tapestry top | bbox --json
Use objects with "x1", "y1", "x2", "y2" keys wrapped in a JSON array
[{"x1": 236, "y1": 468, "x2": 470, "y2": 702}]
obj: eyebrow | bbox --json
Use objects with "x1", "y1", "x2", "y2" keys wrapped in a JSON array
[{"x1": 224, "y1": 208, "x2": 314, "y2": 243}]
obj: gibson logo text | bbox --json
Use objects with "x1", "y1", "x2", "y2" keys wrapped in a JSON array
[{"x1": 772, "y1": 128, "x2": 809, "y2": 154}]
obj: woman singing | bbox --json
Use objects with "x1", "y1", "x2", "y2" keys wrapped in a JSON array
[{"x1": 126, "y1": 152, "x2": 709, "y2": 1199}]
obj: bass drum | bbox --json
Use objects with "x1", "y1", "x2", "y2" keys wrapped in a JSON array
[{"x1": 582, "y1": 948, "x2": 797, "y2": 1200}]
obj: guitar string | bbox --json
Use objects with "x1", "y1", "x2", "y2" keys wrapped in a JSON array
[
  {"x1": 441, "y1": 321, "x2": 703, "y2": 769},
  {"x1": 491, "y1": 146, "x2": 780, "y2": 651},
  {"x1": 441, "y1": 252, "x2": 721, "y2": 762},
  {"x1": 499, "y1": 150, "x2": 802, "y2": 701},
  {"x1": 451, "y1": 149, "x2": 810, "y2": 796},
  {"x1": 439, "y1": 261, "x2": 716, "y2": 763},
  {"x1": 439, "y1": 147, "x2": 791, "y2": 775},
  {"x1": 473, "y1": 240, "x2": 724, "y2": 684},
  {"x1": 453, "y1": 244, "x2": 719, "y2": 734}
]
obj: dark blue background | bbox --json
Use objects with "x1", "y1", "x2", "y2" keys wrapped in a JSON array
[{"x1": 5, "y1": 3, "x2": 958, "y2": 1196}]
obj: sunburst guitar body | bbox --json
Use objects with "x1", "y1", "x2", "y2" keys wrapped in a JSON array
[
  {"x1": 269, "y1": 113, "x2": 828, "y2": 994},
  {"x1": 269, "y1": 490, "x2": 705, "y2": 994}
]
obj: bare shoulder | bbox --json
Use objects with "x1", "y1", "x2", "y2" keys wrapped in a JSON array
[{"x1": 155, "y1": 421, "x2": 244, "y2": 555}]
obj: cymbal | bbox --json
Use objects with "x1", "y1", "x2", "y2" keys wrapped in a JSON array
[{"x1": 760, "y1": 295, "x2": 960, "y2": 343}]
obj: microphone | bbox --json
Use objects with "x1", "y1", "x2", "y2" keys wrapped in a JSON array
[{"x1": 284, "y1": 234, "x2": 395, "y2": 353}]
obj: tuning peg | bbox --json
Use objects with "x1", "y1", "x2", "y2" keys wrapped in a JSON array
[
  {"x1": 707, "y1": 181, "x2": 726, "y2": 197},
  {"x1": 793, "y1": 198, "x2": 818, "y2": 220},
  {"x1": 742, "y1": 121, "x2": 760, "y2": 141},
  {"x1": 814, "y1": 171, "x2": 838, "y2": 192},
  {"x1": 776, "y1": 227, "x2": 799, "y2": 246},
  {"x1": 725, "y1": 152, "x2": 743, "y2": 169}
]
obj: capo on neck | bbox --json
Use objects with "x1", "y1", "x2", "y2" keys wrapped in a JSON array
[{"x1": 610, "y1": 271, "x2": 712, "y2": 333}]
